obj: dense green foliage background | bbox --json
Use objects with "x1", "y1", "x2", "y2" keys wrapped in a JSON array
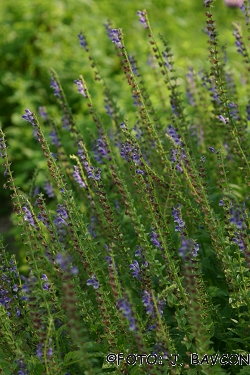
[
  {"x1": 1, "y1": 1, "x2": 250, "y2": 373},
  {"x1": 0, "y1": 0, "x2": 246, "y2": 250}
]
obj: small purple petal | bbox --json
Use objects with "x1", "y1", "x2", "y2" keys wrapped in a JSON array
[
  {"x1": 74, "y1": 79, "x2": 87, "y2": 97},
  {"x1": 137, "y1": 10, "x2": 148, "y2": 28},
  {"x1": 86, "y1": 275, "x2": 99, "y2": 289}
]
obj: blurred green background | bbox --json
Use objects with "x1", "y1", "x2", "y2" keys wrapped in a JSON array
[{"x1": 0, "y1": 0, "x2": 246, "y2": 253}]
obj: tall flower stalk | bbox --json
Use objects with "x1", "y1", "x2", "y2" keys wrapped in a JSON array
[{"x1": 0, "y1": 3, "x2": 250, "y2": 374}]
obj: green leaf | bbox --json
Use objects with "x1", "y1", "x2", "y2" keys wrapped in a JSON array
[{"x1": 64, "y1": 351, "x2": 81, "y2": 366}]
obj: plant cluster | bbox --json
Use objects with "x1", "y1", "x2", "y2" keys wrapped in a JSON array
[{"x1": 0, "y1": 0, "x2": 250, "y2": 374}]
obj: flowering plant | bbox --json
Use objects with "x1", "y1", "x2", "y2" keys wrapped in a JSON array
[{"x1": 1, "y1": 1, "x2": 250, "y2": 374}]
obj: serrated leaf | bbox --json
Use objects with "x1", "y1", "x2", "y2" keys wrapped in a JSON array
[
  {"x1": 64, "y1": 350, "x2": 81, "y2": 366},
  {"x1": 26, "y1": 356, "x2": 44, "y2": 375}
]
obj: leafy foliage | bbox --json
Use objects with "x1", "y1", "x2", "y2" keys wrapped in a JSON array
[{"x1": 1, "y1": 0, "x2": 250, "y2": 374}]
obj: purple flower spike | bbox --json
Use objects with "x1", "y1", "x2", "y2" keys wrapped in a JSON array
[
  {"x1": 162, "y1": 52, "x2": 173, "y2": 71},
  {"x1": 150, "y1": 228, "x2": 163, "y2": 250},
  {"x1": 77, "y1": 31, "x2": 88, "y2": 50},
  {"x1": 0, "y1": 137, "x2": 7, "y2": 159},
  {"x1": 78, "y1": 143, "x2": 87, "y2": 162},
  {"x1": 136, "y1": 169, "x2": 145, "y2": 175},
  {"x1": 37, "y1": 210, "x2": 50, "y2": 228},
  {"x1": 158, "y1": 299, "x2": 166, "y2": 317},
  {"x1": 86, "y1": 275, "x2": 99, "y2": 290},
  {"x1": 179, "y1": 237, "x2": 199, "y2": 259},
  {"x1": 118, "y1": 297, "x2": 137, "y2": 331},
  {"x1": 44, "y1": 180, "x2": 55, "y2": 198},
  {"x1": 108, "y1": 28, "x2": 123, "y2": 49},
  {"x1": 142, "y1": 290, "x2": 154, "y2": 316},
  {"x1": 128, "y1": 55, "x2": 140, "y2": 76},
  {"x1": 166, "y1": 125, "x2": 183, "y2": 146},
  {"x1": 47, "y1": 347, "x2": 53, "y2": 359},
  {"x1": 219, "y1": 199, "x2": 224, "y2": 206},
  {"x1": 96, "y1": 138, "x2": 110, "y2": 160},
  {"x1": 204, "y1": 0, "x2": 213, "y2": 7},
  {"x1": 105, "y1": 99, "x2": 113, "y2": 116},
  {"x1": 49, "y1": 130, "x2": 60, "y2": 147},
  {"x1": 133, "y1": 124, "x2": 142, "y2": 139},
  {"x1": 39, "y1": 106, "x2": 48, "y2": 120},
  {"x1": 209, "y1": 146, "x2": 217, "y2": 154},
  {"x1": 105, "y1": 256, "x2": 112, "y2": 266},
  {"x1": 73, "y1": 166, "x2": 86, "y2": 188},
  {"x1": 62, "y1": 114, "x2": 70, "y2": 130},
  {"x1": 135, "y1": 245, "x2": 143, "y2": 258},
  {"x1": 169, "y1": 145, "x2": 177, "y2": 161},
  {"x1": 88, "y1": 216, "x2": 97, "y2": 238},
  {"x1": 36, "y1": 343, "x2": 43, "y2": 360},
  {"x1": 229, "y1": 203, "x2": 245, "y2": 229},
  {"x1": 142, "y1": 291, "x2": 165, "y2": 319},
  {"x1": 54, "y1": 204, "x2": 68, "y2": 227},
  {"x1": 74, "y1": 79, "x2": 87, "y2": 97},
  {"x1": 174, "y1": 163, "x2": 182, "y2": 173},
  {"x1": 55, "y1": 254, "x2": 68, "y2": 270},
  {"x1": 232, "y1": 237, "x2": 245, "y2": 251},
  {"x1": 41, "y1": 274, "x2": 50, "y2": 290},
  {"x1": 15, "y1": 359, "x2": 28, "y2": 375},
  {"x1": 120, "y1": 122, "x2": 127, "y2": 130},
  {"x1": 83, "y1": 162, "x2": 95, "y2": 179},
  {"x1": 55, "y1": 253, "x2": 78, "y2": 275},
  {"x1": 137, "y1": 10, "x2": 148, "y2": 28},
  {"x1": 22, "y1": 206, "x2": 37, "y2": 228},
  {"x1": 228, "y1": 102, "x2": 239, "y2": 120},
  {"x1": 218, "y1": 115, "x2": 227, "y2": 124},
  {"x1": 171, "y1": 205, "x2": 185, "y2": 232},
  {"x1": 16, "y1": 309, "x2": 21, "y2": 317},
  {"x1": 56, "y1": 205, "x2": 68, "y2": 219},
  {"x1": 50, "y1": 78, "x2": 62, "y2": 98},
  {"x1": 12, "y1": 284, "x2": 18, "y2": 292},
  {"x1": 42, "y1": 283, "x2": 50, "y2": 291},
  {"x1": 120, "y1": 142, "x2": 141, "y2": 165},
  {"x1": 22, "y1": 109, "x2": 37, "y2": 127},
  {"x1": 130, "y1": 260, "x2": 141, "y2": 280},
  {"x1": 83, "y1": 162, "x2": 102, "y2": 181}
]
